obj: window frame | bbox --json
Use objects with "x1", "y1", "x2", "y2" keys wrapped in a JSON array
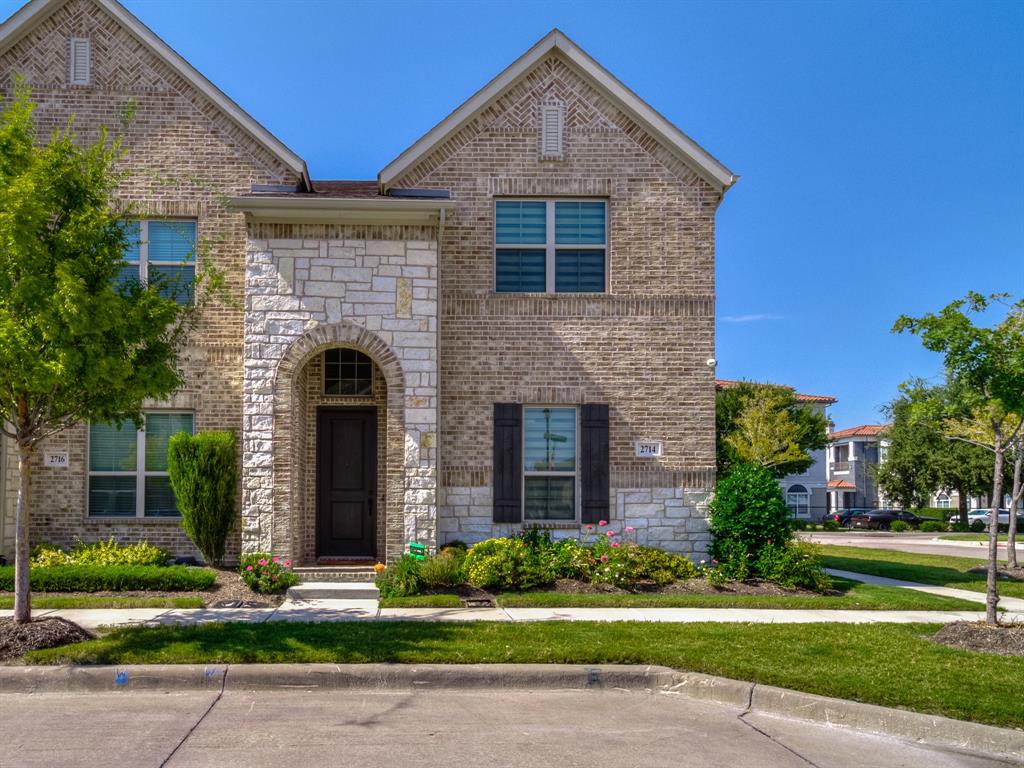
[
  {"x1": 521, "y1": 405, "x2": 579, "y2": 523},
  {"x1": 87, "y1": 410, "x2": 195, "y2": 519},
  {"x1": 322, "y1": 348, "x2": 375, "y2": 397},
  {"x1": 494, "y1": 199, "x2": 608, "y2": 294},
  {"x1": 786, "y1": 484, "x2": 811, "y2": 518},
  {"x1": 122, "y1": 219, "x2": 198, "y2": 304}
]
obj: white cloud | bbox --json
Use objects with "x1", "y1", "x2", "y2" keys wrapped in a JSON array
[{"x1": 720, "y1": 313, "x2": 783, "y2": 323}]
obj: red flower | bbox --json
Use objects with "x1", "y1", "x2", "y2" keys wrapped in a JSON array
[
  {"x1": 610, "y1": 541, "x2": 620, "y2": 549},
  {"x1": 245, "y1": 565, "x2": 254, "y2": 572},
  {"x1": 272, "y1": 556, "x2": 280, "y2": 563},
  {"x1": 606, "y1": 530, "x2": 615, "y2": 537},
  {"x1": 600, "y1": 554, "x2": 609, "y2": 563},
  {"x1": 258, "y1": 558, "x2": 268, "y2": 566},
  {"x1": 585, "y1": 525, "x2": 594, "y2": 531},
  {"x1": 598, "y1": 520, "x2": 608, "y2": 526},
  {"x1": 283, "y1": 560, "x2": 292, "y2": 568}
]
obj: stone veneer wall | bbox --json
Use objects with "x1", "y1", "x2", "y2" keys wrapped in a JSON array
[
  {"x1": 242, "y1": 224, "x2": 439, "y2": 564},
  {"x1": 0, "y1": 0, "x2": 301, "y2": 560},
  {"x1": 397, "y1": 52, "x2": 721, "y2": 556}
]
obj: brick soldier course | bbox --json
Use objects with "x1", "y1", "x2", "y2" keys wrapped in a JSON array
[{"x1": 0, "y1": 0, "x2": 737, "y2": 566}]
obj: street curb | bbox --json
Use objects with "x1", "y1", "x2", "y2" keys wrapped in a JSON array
[
  {"x1": 664, "y1": 671, "x2": 1023, "y2": 762},
  {"x1": 0, "y1": 663, "x2": 675, "y2": 693}
]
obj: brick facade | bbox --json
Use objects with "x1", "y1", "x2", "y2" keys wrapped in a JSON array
[{"x1": 1, "y1": 2, "x2": 727, "y2": 564}]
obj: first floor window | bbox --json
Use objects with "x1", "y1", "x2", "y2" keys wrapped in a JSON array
[
  {"x1": 786, "y1": 484, "x2": 810, "y2": 517},
  {"x1": 88, "y1": 412, "x2": 194, "y2": 517},
  {"x1": 936, "y1": 492, "x2": 951, "y2": 509},
  {"x1": 118, "y1": 219, "x2": 197, "y2": 304},
  {"x1": 324, "y1": 348, "x2": 374, "y2": 395},
  {"x1": 523, "y1": 406, "x2": 577, "y2": 521}
]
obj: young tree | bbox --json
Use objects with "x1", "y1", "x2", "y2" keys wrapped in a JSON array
[
  {"x1": 0, "y1": 83, "x2": 209, "y2": 623},
  {"x1": 1007, "y1": 432, "x2": 1022, "y2": 569},
  {"x1": 875, "y1": 381, "x2": 992, "y2": 523},
  {"x1": 895, "y1": 293, "x2": 1024, "y2": 624},
  {"x1": 716, "y1": 382, "x2": 829, "y2": 478}
]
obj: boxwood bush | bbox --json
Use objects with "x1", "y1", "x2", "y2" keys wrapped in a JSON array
[
  {"x1": 0, "y1": 564, "x2": 215, "y2": 592},
  {"x1": 919, "y1": 520, "x2": 946, "y2": 533}
]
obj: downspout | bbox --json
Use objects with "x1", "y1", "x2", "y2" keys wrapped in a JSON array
[{"x1": 434, "y1": 206, "x2": 445, "y2": 553}]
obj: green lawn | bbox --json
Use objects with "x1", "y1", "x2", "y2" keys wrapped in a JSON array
[
  {"x1": 22, "y1": 621, "x2": 1024, "y2": 728},
  {"x1": 939, "y1": 534, "x2": 1009, "y2": 542},
  {"x1": 0, "y1": 595, "x2": 204, "y2": 609},
  {"x1": 380, "y1": 594, "x2": 463, "y2": 608},
  {"x1": 494, "y1": 578, "x2": 982, "y2": 610},
  {"x1": 820, "y1": 546, "x2": 1024, "y2": 598}
]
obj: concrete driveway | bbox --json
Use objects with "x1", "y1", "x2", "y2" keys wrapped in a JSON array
[
  {"x1": 801, "y1": 531, "x2": 1023, "y2": 560},
  {"x1": 0, "y1": 688, "x2": 1010, "y2": 767}
]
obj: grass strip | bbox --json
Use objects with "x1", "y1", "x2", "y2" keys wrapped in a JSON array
[
  {"x1": 379, "y1": 595, "x2": 463, "y2": 608},
  {"x1": 938, "y1": 534, "x2": 1009, "y2": 542},
  {"x1": 0, "y1": 595, "x2": 203, "y2": 609},
  {"x1": 495, "y1": 579, "x2": 982, "y2": 610},
  {"x1": 23, "y1": 621, "x2": 1024, "y2": 729},
  {"x1": 819, "y1": 546, "x2": 1023, "y2": 598}
]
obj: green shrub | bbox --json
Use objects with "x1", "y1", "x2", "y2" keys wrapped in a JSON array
[
  {"x1": 167, "y1": 431, "x2": 238, "y2": 566},
  {"x1": 592, "y1": 543, "x2": 697, "y2": 588},
  {"x1": 419, "y1": 550, "x2": 465, "y2": 589},
  {"x1": 949, "y1": 522, "x2": 970, "y2": 532},
  {"x1": 463, "y1": 538, "x2": 553, "y2": 591},
  {"x1": 890, "y1": 520, "x2": 912, "y2": 533},
  {"x1": 0, "y1": 564, "x2": 215, "y2": 592},
  {"x1": 969, "y1": 520, "x2": 986, "y2": 533},
  {"x1": 375, "y1": 555, "x2": 424, "y2": 598},
  {"x1": 30, "y1": 544, "x2": 73, "y2": 568},
  {"x1": 547, "y1": 538, "x2": 595, "y2": 581},
  {"x1": 791, "y1": 519, "x2": 808, "y2": 531},
  {"x1": 822, "y1": 520, "x2": 840, "y2": 531},
  {"x1": 70, "y1": 538, "x2": 169, "y2": 567},
  {"x1": 709, "y1": 463, "x2": 793, "y2": 564},
  {"x1": 920, "y1": 521, "x2": 946, "y2": 533},
  {"x1": 441, "y1": 540, "x2": 469, "y2": 553},
  {"x1": 753, "y1": 541, "x2": 830, "y2": 591},
  {"x1": 239, "y1": 553, "x2": 299, "y2": 594}
]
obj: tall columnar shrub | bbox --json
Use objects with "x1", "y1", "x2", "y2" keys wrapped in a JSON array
[
  {"x1": 167, "y1": 432, "x2": 238, "y2": 566},
  {"x1": 709, "y1": 463, "x2": 793, "y2": 566}
]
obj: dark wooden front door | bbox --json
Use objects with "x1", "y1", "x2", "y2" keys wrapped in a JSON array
[{"x1": 316, "y1": 407, "x2": 376, "y2": 558}]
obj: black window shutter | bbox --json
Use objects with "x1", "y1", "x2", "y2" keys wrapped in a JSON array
[
  {"x1": 580, "y1": 403, "x2": 610, "y2": 524},
  {"x1": 493, "y1": 403, "x2": 522, "y2": 523}
]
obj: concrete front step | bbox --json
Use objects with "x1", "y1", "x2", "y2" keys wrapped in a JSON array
[
  {"x1": 293, "y1": 566, "x2": 377, "y2": 583},
  {"x1": 287, "y1": 582, "x2": 379, "y2": 601}
]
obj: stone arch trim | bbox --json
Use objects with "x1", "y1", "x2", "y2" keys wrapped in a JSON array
[{"x1": 270, "y1": 322, "x2": 406, "y2": 563}]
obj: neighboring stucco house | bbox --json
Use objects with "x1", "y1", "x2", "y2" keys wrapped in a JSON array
[
  {"x1": 825, "y1": 425, "x2": 889, "y2": 511},
  {"x1": 715, "y1": 379, "x2": 836, "y2": 521},
  {"x1": 0, "y1": 0, "x2": 737, "y2": 572}
]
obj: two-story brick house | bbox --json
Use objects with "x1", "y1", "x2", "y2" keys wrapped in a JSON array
[{"x1": 0, "y1": 0, "x2": 736, "y2": 568}]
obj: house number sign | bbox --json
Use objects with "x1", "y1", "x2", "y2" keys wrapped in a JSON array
[
  {"x1": 635, "y1": 441, "x2": 663, "y2": 458},
  {"x1": 44, "y1": 452, "x2": 70, "y2": 468}
]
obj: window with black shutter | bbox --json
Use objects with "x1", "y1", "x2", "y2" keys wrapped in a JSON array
[
  {"x1": 492, "y1": 403, "x2": 522, "y2": 523},
  {"x1": 580, "y1": 404, "x2": 610, "y2": 524}
]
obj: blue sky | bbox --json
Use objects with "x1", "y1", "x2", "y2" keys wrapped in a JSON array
[{"x1": 5, "y1": 0, "x2": 1021, "y2": 427}]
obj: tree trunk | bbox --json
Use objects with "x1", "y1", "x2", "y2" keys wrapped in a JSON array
[
  {"x1": 985, "y1": 437, "x2": 1004, "y2": 625},
  {"x1": 1008, "y1": 441, "x2": 1022, "y2": 570},
  {"x1": 13, "y1": 443, "x2": 33, "y2": 624},
  {"x1": 956, "y1": 488, "x2": 968, "y2": 527}
]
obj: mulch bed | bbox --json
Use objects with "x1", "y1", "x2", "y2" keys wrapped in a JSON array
[
  {"x1": 931, "y1": 622, "x2": 1024, "y2": 657},
  {"x1": 0, "y1": 617, "x2": 93, "y2": 662},
  {"x1": 965, "y1": 565, "x2": 1024, "y2": 582}
]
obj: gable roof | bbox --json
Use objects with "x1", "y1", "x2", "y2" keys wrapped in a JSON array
[
  {"x1": 829, "y1": 425, "x2": 888, "y2": 440},
  {"x1": 0, "y1": 0, "x2": 311, "y2": 189},
  {"x1": 715, "y1": 379, "x2": 837, "y2": 405},
  {"x1": 378, "y1": 28, "x2": 737, "y2": 193}
]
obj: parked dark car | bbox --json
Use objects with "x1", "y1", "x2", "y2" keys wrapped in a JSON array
[
  {"x1": 827, "y1": 508, "x2": 876, "y2": 528},
  {"x1": 850, "y1": 509, "x2": 925, "y2": 531}
]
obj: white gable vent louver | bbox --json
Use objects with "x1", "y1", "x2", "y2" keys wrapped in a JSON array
[
  {"x1": 540, "y1": 102, "x2": 565, "y2": 158},
  {"x1": 69, "y1": 38, "x2": 91, "y2": 85}
]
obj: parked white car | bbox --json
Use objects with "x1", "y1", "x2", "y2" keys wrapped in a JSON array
[{"x1": 966, "y1": 509, "x2": 1019, "y2": 526}]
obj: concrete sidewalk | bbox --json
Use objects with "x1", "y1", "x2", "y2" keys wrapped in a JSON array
[{"x1": 827, "y1": 568, "x2": 1024, "y2": 612}]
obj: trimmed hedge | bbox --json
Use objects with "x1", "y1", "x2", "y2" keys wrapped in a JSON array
[{"x1": 0, "y1": 564, "x2": 216, "y2": 593}]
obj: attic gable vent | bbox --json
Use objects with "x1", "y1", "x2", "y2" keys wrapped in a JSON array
[
  {"x1": 69, "y1": 38, "x2": 91, "y2": 85},
  {"x1": 540, "y1": 103, "x2": 565, "y2": 158}
]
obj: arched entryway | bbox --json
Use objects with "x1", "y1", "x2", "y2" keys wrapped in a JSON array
[{"x1": 271, "y1": 323, "x2": 407, "y2": 565}]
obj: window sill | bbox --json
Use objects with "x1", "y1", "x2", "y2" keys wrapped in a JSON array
[
  {"x1": 86, "y1": 516, "x2": 182, "y2": 524},
  {"x1": 523, "y1": 521, "x2": 579, "y2": 530}
]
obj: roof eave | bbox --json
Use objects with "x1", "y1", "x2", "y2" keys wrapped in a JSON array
[
  {"x1": 1, "y1": 0, "x2": 311, "y2": 190},
  {"x1": 227, "y1": 195, "x2": 455, "y2": 225},
  {"x1": 378, "y1": 28, "x2": 737, "y2": 194}
]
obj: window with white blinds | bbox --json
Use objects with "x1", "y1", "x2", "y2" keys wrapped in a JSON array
[
  {"x1": 540, "y1": 104, "x2": 564, "y2": 157},
  {"x1": 88, "y1": 412, "x2": 194, "y2": 517},
  {"x1": 69, "y1": 38, "x2": 91, "y2": 85},
  {"x1": 118, "y1": 220, "x2": 197, "y2": 304}
]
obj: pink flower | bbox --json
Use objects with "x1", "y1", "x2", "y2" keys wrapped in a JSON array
[
  {"x1": 600, "y1": 554, "x2": 609, "y2": 563},
  {"x1": 585, "y1": 525, "x2": 594, "y2": 531},
  {"x1": 606, "y1": 530, "x2": 615, "y2": 537},
  {"x1": 283, "y1": 560, "x2": 291, "y2": 568},
  {"x1": 610, "y1": 541, "x2": 621, "y2": 549},
  {"x1": 245, "y1": 565, "x2": 254, "y2": 572},
  {"x1": 258, "y1": 559, "x2": 267, "y2": 566},
  {"x1": 598, "y1": 520, "x2": 607, "y2": 526},
  {"x1": 766, "y1": 540, "x2": 772, "y2": 546},
  {"x1": 272, "y1": 556, "x2": 280, "y2": 563},
  {"x1": 271, "y1": 574, "x2": 278, "y2": 581},
  {"x1": 625, "y1": 526, "x2": 634, "y2": 533}
]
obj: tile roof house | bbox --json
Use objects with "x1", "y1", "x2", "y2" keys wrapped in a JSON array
[
  {"x1": 826, "y1": 425, "x2": 891, "y2": 511},
  {"x1": 0, "y1": 0, "x2": 736, "y2": 571}
]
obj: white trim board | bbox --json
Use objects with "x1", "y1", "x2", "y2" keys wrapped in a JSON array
[
  {"x1": 378, "y1": 28, "x2": 738, "y2": 194},
  {"x1": 0, "y1": 0, "x2": 311, "y2": 189}
]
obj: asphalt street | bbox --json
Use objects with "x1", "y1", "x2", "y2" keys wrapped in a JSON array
[{"x1": 0, "y1": 688, "x2": 1010, "y2": 767}]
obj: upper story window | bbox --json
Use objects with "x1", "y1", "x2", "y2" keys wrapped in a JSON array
[
  {"x1": 69, "y1": 38, "x2": 91, "y2": 85},
  {"x1": 88, "y1": 411, "x2": 194, "y2": 518},
  {"x1": 324, "y1": 349, "x2": 373, "y2": 396},
  {"x1": 119, "y1": 220, "x2": 197, "y2": 304},
  {"x1": 495, "y1": 200, "x2": 606, "y2": 293}
]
